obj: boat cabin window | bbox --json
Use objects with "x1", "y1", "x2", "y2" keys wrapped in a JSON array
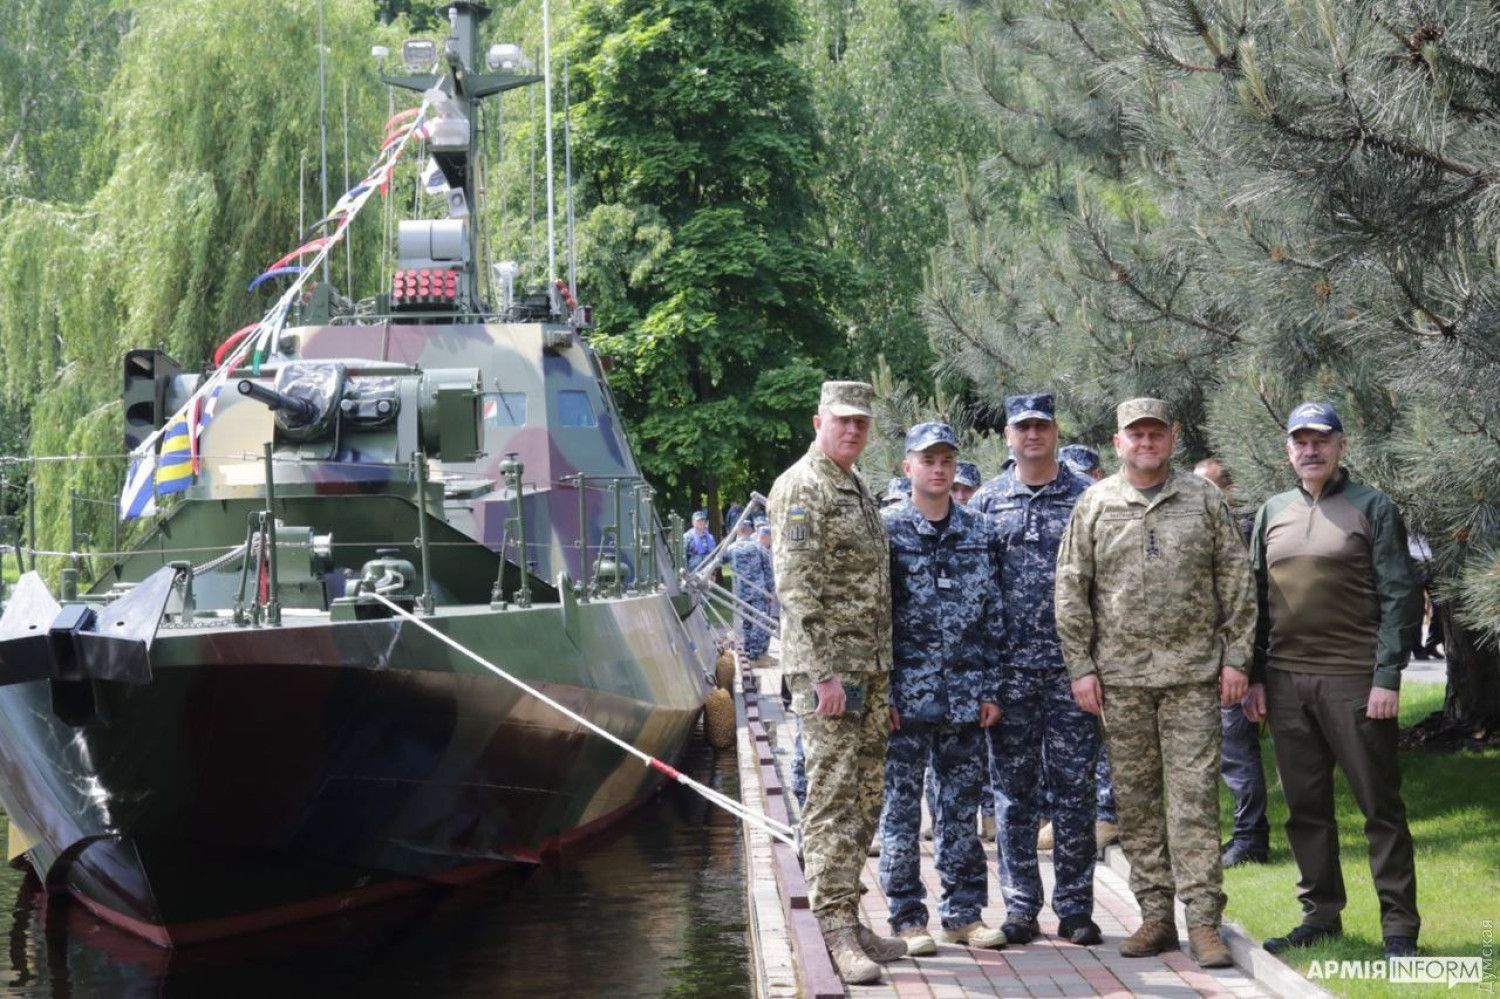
[
  {"x1": 483, "y1": 392, "x2": 527, "y2": 427},
  {"x1": 557, "y1": 390, "x2": 597, "y2": 428}
]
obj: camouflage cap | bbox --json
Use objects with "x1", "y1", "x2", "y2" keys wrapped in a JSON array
[
  {"x1": 904, "y1": 421, "x2": 959, "y2": 453},
  {"x1": 1059, "y1": 444, "x2": 1100, "y2": 474},
  {"x1": 757, "y1": 522, "x2": 771, "y2": 536},
  {"x1": 954, "y1": 460, "x2": 982, "y2": 488},
  {"x1": 735, "y1": 518, "x2": 754, "y2": 533},
  {"x1": 820, "y1": 380, "x2": 876, "y2": 418},
  {"x1": 692, "y1": 509, "x2": 708, "y2": 521},
  {"x1": 1116, "y1": 397, "x2": 1172, "y2": 429},
  {"x1": 1005, "y1": 392, "x2": 1055, "y2": 424}
]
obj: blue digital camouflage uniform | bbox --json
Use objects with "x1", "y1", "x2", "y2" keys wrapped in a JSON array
[
  {"x1": 730, "y1": 530, "x2": 775, "y2": 658},
  {"x1": 971, "y1": 460, "x2": 1098, "y2": 923},
  {"x1": 878, "y1": 496, "x2": 1004, "y2": 932},
  {"x1": 683, "y1": 517, "x2": 715, "y2": 572}
]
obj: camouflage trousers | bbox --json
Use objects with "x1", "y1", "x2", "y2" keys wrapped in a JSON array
[
  {"x1": 1102, "y1": 681, "x2": 1225, "y2": 927},
  {"x1": 880, "y1": 723, "x2": 988, "y2": 930},
  {"x1": 737, "y1": 594, "x2": 774, "y2": 659},
  {"x1": 793, "y1": 671, "x2": 890, "y2": 933},
  {"x1": 988, "y1": 668, "x2": 1097, "y2": 920}
]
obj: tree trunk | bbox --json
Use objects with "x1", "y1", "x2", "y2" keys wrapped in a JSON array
[{"x1": 1438, "y1": 599, "x2": 1500, "y2": 735}]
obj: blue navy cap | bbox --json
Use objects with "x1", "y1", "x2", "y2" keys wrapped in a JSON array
[
  {"x1": 757, "y1": 523, "x2": 771, "y2": 536},
  {"x1": 1004, "y1": 393, "x2": 1055, "y2": 424},
  {"x1": 1287, "y1": 401, "x2": 1342, "y2": 434},
  {"x1": 692, "y1": 509, "x2": 708, "y2": 520},
  {"x1": 736, "y1": 518, "x2": 754, "y2": 532},
  {"x1": 754, "y1": 516, "x2": 768, "y2": 527},
  {"x1": 1059, "y1": 444, "x2": 1101, "y2": 474},
  {"x1": 904, "y1": 421, "x2": 959, "y2": 453},
  {"x1": 954, "y1": 461, "x2": 981, "y2": 488}
]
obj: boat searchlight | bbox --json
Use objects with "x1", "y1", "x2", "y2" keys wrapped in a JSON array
[{"x1": 401, "y1": 39, "x2": 436, "y2": 74}]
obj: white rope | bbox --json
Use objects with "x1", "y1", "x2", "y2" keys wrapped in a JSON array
[{"x1": 368, "y1": 593, "x2": 797, "y2": 846}]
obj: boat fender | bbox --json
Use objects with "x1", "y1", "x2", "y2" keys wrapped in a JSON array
[{"x1": 703, "y1": 688, "x2": 735, "y2": 749}]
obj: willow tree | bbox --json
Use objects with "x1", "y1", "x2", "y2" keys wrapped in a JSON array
[
  {"x1": 0, "y1": 0, "x2": 406, "y2": 567},
  {"x1": 930, "y1": 0, "x2": 1500, "y2": 733}
]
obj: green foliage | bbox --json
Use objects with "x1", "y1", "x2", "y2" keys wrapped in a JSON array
[
  {"x1": 795, "y1": 0, "x2": 991, "y2": 387},
  {"x1": 0, "y1": 0, "x2": 407, "y2": 571},
  {"x1": 931, "y1": 1, "x2": 1500, "y2": 721},
  {"x1": 571, "y1": 0, "x2": 842, "y2": 512}
]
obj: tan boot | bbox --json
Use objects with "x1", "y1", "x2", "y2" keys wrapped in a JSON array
[
  {"x1": 1095, "y1": 819, "x2": 1120, "y2": 850},
  {"x1": 979, "y1": 814, "x2": 997, "y2": 842},
  {"x1": 897, "y1": 925, "x2": 937, "y2": 957},
  {"x1": 825, "y1": 928, "x2": 881, "y2": 985},
  {"x1": 1037, "y1": 821, "x2": 1054, "y2": 851},
  {"x1": 939, "y1": 920, "x2": 1008, "y2": 949},
  {"x1": 1119, "y1": 919, "x2": 1179, "y2": 957},
  {"x1": 1189, "y1": 925, "x2": 1233, "y2": 968},
  {"x1": 856, "y1": 922, "x2": 908, "y2": 962}
]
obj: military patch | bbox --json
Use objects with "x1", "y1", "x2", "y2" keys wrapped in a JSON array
[{"x1": 785, "y1": 505, "x2": 811, "y2": 549}]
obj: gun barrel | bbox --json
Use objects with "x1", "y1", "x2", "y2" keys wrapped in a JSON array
[{"x1": 237, "y1": 380, "x2": 319, "y2": 424}]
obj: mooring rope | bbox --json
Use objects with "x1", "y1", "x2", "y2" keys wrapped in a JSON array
[{"x1": 367, "y1": 592, "x2": 798, "y2": 848}]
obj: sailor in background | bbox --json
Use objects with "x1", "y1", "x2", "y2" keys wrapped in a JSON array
[{"x1": 683, "y1": 509, "x2": 715, "y2": 572}]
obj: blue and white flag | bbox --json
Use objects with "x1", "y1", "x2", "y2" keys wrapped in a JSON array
[{"x1": 119, "y1": 454, "x2": 158, "y2": 520}]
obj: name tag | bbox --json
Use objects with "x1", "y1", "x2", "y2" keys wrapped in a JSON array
[{"x1": 937, "y1": 575, "x2": 954, "y2": 591}]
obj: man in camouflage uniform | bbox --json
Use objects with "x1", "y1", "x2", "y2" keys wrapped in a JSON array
[
  {"x1": 971, "y1": 393, "x2": 1101, "y2": 947},
  {"x1": 730, "y1": 519, "x2": 775, "y2": 662},
  {"x1": 879, "y1": 422, "x2": 1006, "y2": 955},
  {"x1": 769, "y1": 380, "x2": 905, "y2": 985},
  {"x1": 1055, "y1": 398, "x2": 1256, "y2": 968},
  {"x1": 952, "y1": 460, "x2": 982, "y2": 505}
]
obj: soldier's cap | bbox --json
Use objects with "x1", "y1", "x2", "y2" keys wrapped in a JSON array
[
  {"x1": 904, "y1": 421, "x2": 959, "y2": 453},
  {"x1": 955, "y1": 460, "x2": 982, "y2": 488},
  {"x1": 692, "y1": 509, "x2": 708, "y2": 521},
  {"x1": 754, "y1": 516, "x2": 768, "y2": 527},
  {"x1": 757, "y1": 523, "x2": 771, "y2": 536},
  {"x1": 819, "y1": 380, "x2": 876, "y2": 418},
  {"x1": 1286, "y1": 401, "x2": 1343, "y2": 435},
  {"x1": 735, "y1": 519, "x2": 754, "y2": 533},
  {"x1": 1116, "y1": 397, "x2": 1172, "y2": 429},
  {"x1": 884, "y1": 475, "x2": 911, "y2": 498},
  {"x1": 1059, "y1": 444, "x2": 1101, "y2": 474},
  {"x1": 1005, "y1": 393, "x2": 1055, "y2": 424}
]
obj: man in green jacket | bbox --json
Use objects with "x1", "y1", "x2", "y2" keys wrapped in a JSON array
[
  {"x1": 1055, "y1": 398, "x2": 1256, "y2": 968},
  {"x1": 1245, "y1": 402, "x2": 1422, "y2": 959}
]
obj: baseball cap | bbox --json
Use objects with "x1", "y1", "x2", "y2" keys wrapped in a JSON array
[
  {"x1": 954, "y1": 461, "x2": 981, "y2": 488},
  {"x1": 904, "y1": 421, "x2": 959, "y2": 453},
  {"x1": 757, "y1": 523, "x2": 771, "y2": 536},
  {"x1": 1005, "y1": 393, "x2": 1055, "y2": 424},
  {"x1": 691, "y1": 509, "x2": 708, "y2": 521},
  {"x1": 1286, "y1": 401, "x2": 1343, "y2": 434},
  {"x1": 820, "y1": 380, "x2": 876, "y2": 418},
  {"x1": 1116, "y1": 397, "x2": 1172, "y2": 429},
  {"x1": 1059, "y1": 444, "x2": 1101, "y2": 475}
]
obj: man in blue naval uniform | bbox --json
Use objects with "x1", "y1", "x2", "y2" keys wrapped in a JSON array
[
  {"x1": 970, "y1": 393, "x2": 1102, "y2": 946},
  {"x1": 730, "y1": 519, "x2": 776, "y2": 661},
  {"x1": 683, "y1": 509, "x2": 715, "y2": 572},
  {"x1": 879, "y1": 422, "x2": 1007, "y2": 954}
]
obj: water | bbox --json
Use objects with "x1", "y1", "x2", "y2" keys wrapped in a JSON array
[{"x1": 0, "y1": 734, "x2": 751, "y2": 997}]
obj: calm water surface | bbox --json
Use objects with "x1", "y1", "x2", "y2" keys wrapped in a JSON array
[{"x1": 0, "y1": 734, "x2": 750, "y2": 997}]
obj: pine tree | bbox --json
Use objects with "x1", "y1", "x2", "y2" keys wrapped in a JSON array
[{"x1": 931, "y1": 0, "x2": 1500, "y2": 734}]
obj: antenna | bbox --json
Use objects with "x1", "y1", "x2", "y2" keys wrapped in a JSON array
[
  {"x1": 564, "y1": 53, "x2": 576, "y2": 299},
  {"x1": 317, "y1": 0, "x2": 330, "y2": 283},
  {"x1": 342, "y1": 82, "x2": 352, "y2": 298},
  {"x1": 541, "y1": 0, "x2": 558, "y2": 291}
]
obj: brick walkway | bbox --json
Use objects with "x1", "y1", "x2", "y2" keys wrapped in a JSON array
[{"x1": 750, "y1": 658, "x2": 1276, "y2": 998}]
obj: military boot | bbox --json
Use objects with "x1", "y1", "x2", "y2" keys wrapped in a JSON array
[
  {"x1": 979, "y1": 814, "x2": 997, "y2": 842},
  {"x1": 825, "y1": 928, "x2": 881, "y2": 985},
  {"x1": 897, "y1": 925, "x2": 937, "y2": 957},
  {"x1": 1119, "y1": 919, "x2": 1178, "y2": 957},
  {"x1": 1036, "y1": 821, "x2": 1054, "y2": 851},
  {"x1": 1188, "y1": 925, "x2": 1233, "y2": 968},
  {"x1": 856, "y1": 922, "x2": 908, "y2": 962}
]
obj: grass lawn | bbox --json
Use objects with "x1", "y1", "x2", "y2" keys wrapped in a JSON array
[{"x1": 1222, "y1": 682, "x2": 1500, "y2": 997}]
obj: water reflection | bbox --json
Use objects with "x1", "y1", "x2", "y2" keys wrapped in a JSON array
[{"x1": 0, "y1": 734, "x2": 749, "y2": 997}]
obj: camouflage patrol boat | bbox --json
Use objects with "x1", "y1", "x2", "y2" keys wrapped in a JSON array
[{"x1": 0, "y1": 1, "x2": 717, "y2": 947}]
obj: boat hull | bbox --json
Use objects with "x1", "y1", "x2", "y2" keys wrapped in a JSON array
[{"x1": 0, "y1": 595, "x2": 714, "y2": 946}]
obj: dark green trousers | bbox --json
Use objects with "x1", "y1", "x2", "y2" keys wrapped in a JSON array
[{"x1": 1266, "y1": 669, "x2": 1420, "y2": 938}]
